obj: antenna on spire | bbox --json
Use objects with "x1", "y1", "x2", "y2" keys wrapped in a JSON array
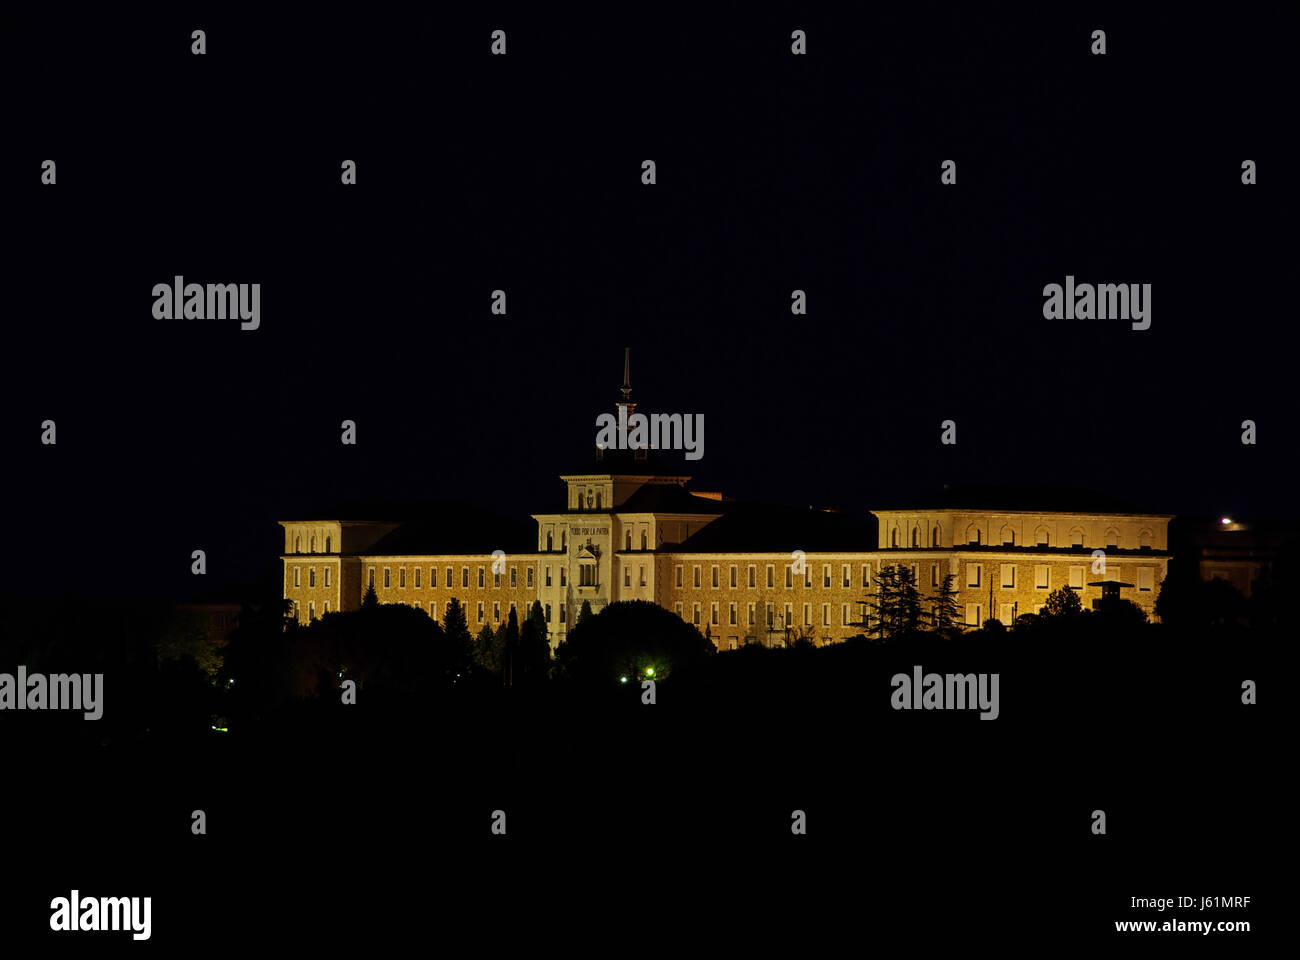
[{"x1": 620, "y1": 347, "x2": 632, "y2": 402}]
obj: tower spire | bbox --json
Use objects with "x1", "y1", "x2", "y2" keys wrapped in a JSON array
[{"x1": 616, "y1": 347, "x2": 635, "y2": 418}]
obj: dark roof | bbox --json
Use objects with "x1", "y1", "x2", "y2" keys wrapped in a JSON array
[
  {"x1": 356, "y1": 503, "x2": 537, "y2": 555},
  {"x1": 883, "y1": 484, "x2": 1159, "y2": 515},
  {"x1": 618, "y1": 485, "x2": 727, "y2": 514},
  {"x1": 674, "y1": 502, "x2": 877, "y2": 552}
]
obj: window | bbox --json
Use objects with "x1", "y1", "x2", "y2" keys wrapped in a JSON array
[
  {"x1": 527, "y1": 568, "x2": 534, "y2": 588},
  {"x1": 429, "y1": 602, "x2": 438, "y2": 621},
  {"x1": 766, "y1": 603, "x2": 774, "y2": 628},
  {"x1": 803, "y1": 603, "x2": 811, "y2": 626},
  {"x1": 310, "y1": 536, "x2": 316, "y2": 552},
  {"x1": 891, "y1": 528, "x2": 899, "y2": 547},
  {"x1": 693, "y1": 603, "x2": 701, "y2": 625},
  {"x1": 462, "y1": 567, "x2": 469, "y2": 588},
  {"x1": 841, "y1": 603, "x2": 850, "y2": 625},
  {"x1": 1069, "y1": 567, "x2": 1085, "y2": 590},
  {"x1": 294, "y1": 567, "x2": 301, "y2": 588},
  {"x1": 1137, "y1": 568, "x2": 1154, "y2": 591},
  {"x1": 545, "y1": 604, "x2": 552, "y2": 622},
  {"x1": 999, "y1": 603, "x2": 1015, "y2": 624},
  {"x1": 478, "y1": 567, "x2": 485, "y2": 588},
  {"x1": 308, "y1": 601, "x2": 315, "y2": 620},
  {"x1": 712, "y1": 565, "x2": 719, "y2": 588},
  {"x1": 1000, "y1": 564, "x2": 1015, "y2": 589},
  {"x1": 823, "y1": 564, "x2": 831, "y2": 588},
  {"x1": 641, "y1": 531, "x2": 648, "y2": 550},
  {"x1": 748, "y1": 565, "x2": 756, "y2": 588},
  {"x1": 967, "y1": 563, "x2": 981, "y2": 588},
  {"x1": 822, "y1": 604, "x2": 830, "y2": 626},
  {"x1": 911, "y1": 527, "x2": 920, "y2": 548},
  {"x1": 445, "y1": 567, "x2": 452, "y2": 588},
  {"x1": 711, "y1": 602, "x2": 718, "y2": 625},
  {"x1": 309, "y1": 568, "x2": 316, "y2": 587},
  {"x1": 325, "y1": 567, "x2": 332, "y2": 587},
  {"x1": 414, "y1": 567, "x2": 421, "y2": 588},
  {"x1": 729, "y1": 603, "x2": 737, "y2": 625},
  {"x1": 368, "y1": 568, "x2": 375, "y2": 588},
  {"x1": 1139, "y1": 530, "x2": 1152, "y2": 550},
  {"x1": 399, "y1": 567, "x2": 406, "y2": 588},
  {"x1": 1035, "y1": 526, "x2": 1050, "y2": 547},
  {"x1": 763, "y1": 565, "x2": 772, "y2": 588},
  {"x1": 932, "y1": 526, "x2": 941, "y2": 547},
  {"x1": 842, "y1": 564, "x2": 850, "y2": 588},
  {"x1": 560, "y1": 604, "x2": 566, "y2": 623},
  {"x1": 625, "y1": 567, "x2": 631, "y2": 587},
  {"x1": 1070, "y1": 528, "x2": 1084, "y2": 547},
  {"x1": 545, "y1": 566, "x2": 552, "y2": 587},
  {"x1": 730, "y1": 565, "x2": 737, "y2": 588},
  {"x1": 595, "y1": 492, "x2": 602, "y2": 510},
  {"x1": 694, "y1": 565, "x2": 701, "y2": 588},
  {"x1": 626, "y1": 531, "x2": 633, "y2": 551},
  {"x1": 930, "y1": 564, "x2": 939, "y2": 587},
  {"x1": 561, "y1": 531, "x2": 566, "y2": 551},
  {"x1": 639, "y1": 565, "x2": 646, "y2": 587},
  {"x1": 477, "y1": 602, "x2": 484, "y2": 623},
  {"x1": 560, "y1": 568, "x2": 566, "y2": 587},
  {"x1": 675, "y1": 564, "x2": 682, "y2": 587},
  {"x1": 862, "y1": 564, "x2": 870, "y2": 588},
  {"x1": 494, "y1": 570, "x2": 501, "y2": 587},
  {"x1": 785, "y1": 565, "x2": 793, "y2": 588},
  {"x1": 547, "y1": 532, "x2": 553, "y2": 551},
  {"x1": 1105, "y1": 529, "x2": 1119, "y2": 549},
  {"x1": 783, "y1": 603, "x2": 792, "y2": 628},
  {"x1": 1001, "y1": 526, "x2": 1015, "y2": 546},
  {"x1": 384, "y1": 568, "x2": 391, "y2": 588},
  {"x1": 325, "y1": 536, "x2": 332, "y2": 553},
  {"x1": 966, "y1": 524, "x2": 981, "y2": 545},
  {"x1": 493, "y1": 602, "x2": 500, "y2": 622},
  {"x1": 675, "y1": 602, "x2": 683, "y2": 619},
  {"x1": 747, "y1": 603, "x2": 755, "y2": 626},
  {"x1": 324, "y1": 602, "x2": 330, "y2": 613},
  {"x1": 295, "y1": 536, "x2": 301, "y2": 553},
  {"x1": 1035, "y1": 565, "x2": 1050, "y2": 589},
  {"x1": 966, "y1": 604, "x2": 982, "y2": 626}
]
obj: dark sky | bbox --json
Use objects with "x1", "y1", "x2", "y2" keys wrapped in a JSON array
[{"x1": 2, "y1": 6, "x2": 1294, "y2": 601}]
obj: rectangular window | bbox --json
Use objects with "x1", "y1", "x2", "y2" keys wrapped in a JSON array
[
  {"x1": 841, "y1": 603, "x2": 849, "y2": 625},
  {"x1": 675, "y1": 602, "x2": 683, "y2": 620},
  {"x1": 545, "y1": 603, "x2": 552, "y2": 622},
  {"x1": 308, "y1": 601, "x2": 315, "y2": 620},
  {"x1": 624, "y1": 566, "x2": 632, "y2": 588},
  {"x1": 693, "y1": 603, "x2": 701, "y2": 625},
  {"x1": 324, "y1": 602, "x2": 330, "y2": 613},
  {"x1": 748, "y1": 565, "x2": 756, "y2": 588},
  {"x1": 369, "y1": 567, "x2": 375, "y2": 588},
  {"x1": 694, "y1": 565, "x2": 701, "y2": 588},
  {"x1": 785, "y1": 565, "x2": 793, "y2": 589},
  {"x1": 966, "y1": 604, "x2": 982, "y2": 626},
  {"x1": 639, "y1": 565, "x2": 646, "y2": 587},
  {"x1": 862, "y1": 564, "x2": 870, "y2": 588},
  {"x1": 747, "y1": 603, "x2": 755, "y2": 626},
  {"x1": 462, "y1": 567, "x2": 469, "y2": 588},
  {"x1": 384, "y1": 568, "x2": 391, "y2": 588},
  {"x1": 560, "y1": 568, "x2": 566, "y2": 587},
  {"x1": 445, "y1": 567, "x2": 452, "y2": 588},
  {"x1": 711, "y1": 602, "x2": 718, "y2": 625},
  {"x1": 479, "y1": 567, "x2": 486, "y2": 588},
  {"x1": 493, "y1": 570, "x2": 501, "y2": 588},
  {"x1": 414, "y1": 567, "x2": 421, "y2": 588},
  {"x1": 767, "y1": 565, "x2": 774, "y2": 588},
  {"x1": 1000, "y1": 564, "x2": 1015, "y2": 589},
  {"x1": 711, "y1": 565, "x2": 719, "y2": 588},
  {"x1": 527, "y1": 568, "x2": 534, "y2": 588},
  {"x1": 675, "y1": 564, "x2": 683, "y2": 588},
  {"x1": 325, "y1": 567, "x2": 332, "y2": 588},
  {"x1": 999, "y1": 603, "x2": 1015, "y2": 624},
  {"x1": 803, "y1": 603, "x2": 810, "y2": 626},
  {"x1": 399, "y1": 567, "x2": 406, "y2": 588},
  {"x1": 967, "y1": 563, "x2": 981, "y2": 588},
  {"x1": 1069, "y1": 567, "x2": 1085, "y2": 590},
  {"x1": 842, "y1": 564, "x2": 850, "y2": 588},
  {"x1": 729, "y1": 603, "x2": 737, "y2": 625},
  {"x1": 545, "y1": 566, "x2": 552, "y2": 587},
  {"x1": 730, "y1": 565, "x2": 737, "y2": 588},
  {"x1": 822, "y1": 603, "x2": 830, "y2": 626},
  {"x1": 429, "y1": 602, "x2": 437, "y2": 621},
  {"x1": 560, "y1": 604, "x2": 566, "y2": 623},
  {"x1": 930, "y1": 564, "x2": 939, "y2": 587},
  {"x1": 294, "y1": 567, "x2": 301, "y2": 587},
  {"x1": 477, "y1": 602, "x2": 484, "y2": 623},
  {"x1": 510, "y1": 567, "x2": 517, "y2": 588},
  {"x1": 1035, "y1": 565, "x2": 1050, "y2": 589},
  {"x1": 1137, "y1": 568, "x2": 1154, "y2": 591},
  {"x1": 309, "y1": 568, "x2": 316, "y2": 587},
  {"x1": 784, "y1": 603, "x2": 792, "y2": 628},
  {"x1": 493, "y1": 602, "x2": 500, "y2": 622},
  {"x1": 823, "y1": 564, "x2": 831, "y2": 588},
  {"x1": 766, "y1": 603, "x2": 774, "y2": 628}
]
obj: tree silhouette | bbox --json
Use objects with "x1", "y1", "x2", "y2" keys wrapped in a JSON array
[{"x1": 1043, "y1": 586, "x2": 1082, "y2": 618}]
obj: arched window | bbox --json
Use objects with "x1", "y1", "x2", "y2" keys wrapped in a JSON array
[
  {"x1": 932, "y1": 526, "x2": 941, "y2": 547},
  {"x1": 891, "y1": 528, "x2": 899, "y2": 548},
  {"x1": 1069, "y1": 527, "x2": 1084, "y2": 547},
  {"x1": 1034, "y1": 526, "x2": 1050, "y2": 547},
  {"x1": 641, "y1": 531, "x2": 648, "y2": 550},
  {"x1": 965, "y1": 524, "x2": 981, "y2": 545},
  {"x1": 911, "y1": 527, "x2": 920, "y2": 548},
  {"x1": 1000, "y1": 525, "x2": 1015, "y2": 546},
  {"x1": 547, "y1": 532, "x2": 554, "y2": 551},
  {"x1": 626, "y1": 531, "x2": 633, "y2": 551},
  {"x1": 1104, "y1": 528, "x2": 1119, "y2": 549},
  {"x1": 310, "y1": 535, "x2": 316, "y2": 553},
  {"x1": 325, "y1": 535, "x2": 332, "y2": 553},
  {"x1": 1139, "y1": 530, "x2": 1152, "y2": 549},
  {"x1": 596, "y1": 491, "x2": 603, "y2": 510},
  {"x1": 295, "y1": 535, "x2": 302, "y2": 553}
]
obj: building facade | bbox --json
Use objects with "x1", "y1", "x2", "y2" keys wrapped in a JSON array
[{"x1": 280, "y1": 367, "x2": 1173, "y2": 646}]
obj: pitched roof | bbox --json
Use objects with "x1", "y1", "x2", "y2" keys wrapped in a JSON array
[{"x1": 674, "y1": 502, "x2": 877, "y2": 552}]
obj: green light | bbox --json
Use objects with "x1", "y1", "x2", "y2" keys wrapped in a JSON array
[
  {"x1": 645, "y1": 667, "x2": 655, "y2": 677},
  {"x1": 620, "y1": 676, "x2": 628, "y2": 684}
]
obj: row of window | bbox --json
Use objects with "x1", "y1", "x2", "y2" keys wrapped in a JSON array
[
  {"x1": 964, "y1": 563, "x2": 1155, "y2": 592},
  {"x1": 292, "y1": 567, "x2": 333, "y2": 588},
  {"x1": 676, "y1": 600, "x2": 865, "y2": 629},
  {"x1": 667, "y1": 562, "x2": 1158, "y2": 593},
  {"x1": 887, "y1": 525, "x2": 1155, "y2": 550},
  {"x1": 291, "y1": 535, "x2": 332, "y2": 554},
  {"x1": 365, "y1": 565, "x2": 538, "y2": 590},
  {"x1": 296, "y1": 597, "x2": 571, "y2": 627},
  {"x1": 675, "y1": 563, "x2": 875, "y2": 591}
]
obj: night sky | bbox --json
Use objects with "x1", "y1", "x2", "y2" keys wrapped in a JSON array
[{"x1": 3, "y1": 6, "x2": 1294, "y2": 601}]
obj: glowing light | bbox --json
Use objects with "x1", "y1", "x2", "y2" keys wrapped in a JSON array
[
  {"x1": 1220, "y1": 517, "x2": 1232, "y2": 525},
  {"x1": 619, "y1": 676, "x2": 628, "y2": 684},
  {"x1": 645, "y1": 667, "x2": 655, "y2": 677}
]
